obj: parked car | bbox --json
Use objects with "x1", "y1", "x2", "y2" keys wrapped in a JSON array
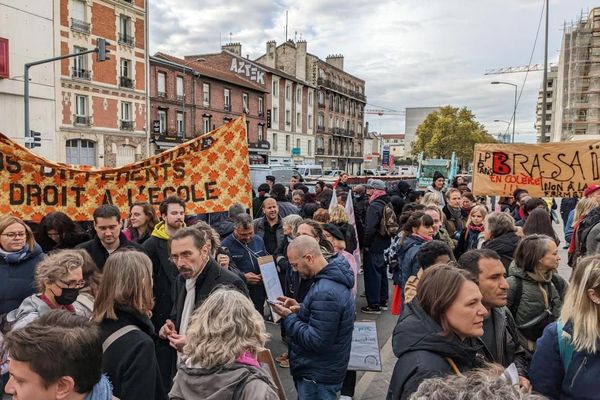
[
  {"x1": 249, "y1": 165, "x2": 298, "y2": 192},
  {"x1": 295, "y1": 164, "x2": 324, "y2": 178}
]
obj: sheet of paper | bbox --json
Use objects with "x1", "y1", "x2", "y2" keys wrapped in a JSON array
[
  {"x1": 348, "y1": 320, "x2": 382, "y2": 372},
  {"x1": 258, "y1": 255, "x2": 284, "y2": 322},
  {"x1": 503, "y1": 363, "x2": 519, "y2": 385}
]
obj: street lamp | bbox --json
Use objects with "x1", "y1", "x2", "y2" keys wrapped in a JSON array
[{"x1": 491, "y1": 81, "x2": 517, "y2": 143}]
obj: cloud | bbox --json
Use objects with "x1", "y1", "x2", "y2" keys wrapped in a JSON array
[{"x1": 149, "y1": 0, "x2": 599, "y2": 143}]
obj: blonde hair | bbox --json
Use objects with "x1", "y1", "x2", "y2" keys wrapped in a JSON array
[
  {"x1": 573, "y1": 198, "x2": 598, "y2": 227},
  {"x1": 35, "y1": 250, "x2": 84, "y2": 292},
  {"x1": 0, "y1": 216, "x2": 35, "y2": 250},
  {"x1": 183, "y1": 287, "x2": 269, "y2": 369},
  {"x1": 423, "y1": 192, "x2": 441, "y2": 206},
  {"x1": 92, "y1": 250, "x2": 154, "y2": 321},
  {"x1": 560, "y1": 255, "x2": 600, "y2": 353},
  {"x1": 466, "y1": 205, "x2": 488, "y2": 227},
  {"x1": 329, "y1": 204, "x2": 349, "y2": 224},
  {"x1": 193, "y1": 221, "x2": 220, "y2": 254}
]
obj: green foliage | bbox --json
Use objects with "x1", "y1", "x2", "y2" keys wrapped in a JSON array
[{"x1": 411, "y1": 106, "x2": 497, "y2": 163}]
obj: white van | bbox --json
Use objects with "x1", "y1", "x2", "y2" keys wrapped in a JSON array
[
  {"x1": 295, "y1": 164, "x2": 323, "y2": 178},
  {"x1": 249, "y1": 165, "x2": 298, "y2": 192}
]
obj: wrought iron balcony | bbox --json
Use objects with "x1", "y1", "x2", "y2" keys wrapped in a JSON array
[
  {"x1": 74, "y1": 115, "x2": 90, "y2": 126},
  {"x1": 157, "y1": 91, "x2": 166, "y2": 98},
  {"x1": 316, "y1": 147, "x2": 325, "y2": 155},
  {"x1": 72, "y1": 68, "x2": 91, "y2": 80},
  {"x1": 70, "y1": 18, "x2": 90, "y2": 34},
  {"x1": 118, "y1": 33, "x2": 134, "y2": 46},
  {"x1": 316, "y1": 126, "x2": 326, "y2": 133},
  {"x1": 120, "y1": 120, "x2": 134, "y2": 130},
  {"x1": 119, "y1": 76, "x2": 134, "y2": 88}
]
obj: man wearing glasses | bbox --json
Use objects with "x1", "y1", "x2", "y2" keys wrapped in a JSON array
[{"x1": 157, "y1": 227, "x2": 247, "y2": 387}]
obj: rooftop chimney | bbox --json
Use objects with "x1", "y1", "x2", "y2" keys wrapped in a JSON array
[
  {"x1": 222, "y1": 42, "x2": 242, "y2": 56},
  {"x1": 325, "y1": 54, "x2": 344, "y2": 71}
]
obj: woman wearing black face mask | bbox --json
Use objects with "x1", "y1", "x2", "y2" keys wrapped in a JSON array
[{"x1": 5, "y1": 249, "x2": 84, "y2": 331}]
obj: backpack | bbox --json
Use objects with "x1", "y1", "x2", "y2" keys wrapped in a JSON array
[
  {"x1": 379, "y1": 201, "x2": 400, "y2": 237},
  {"x1": 384, "y1": 234, "x2": 403, "y2": 272},
  {"x1": 556, "y1": 320, "x2": 575, "y2": 372},
  {"x1": 576, "y1": 207, "x2": 600, "y2": 258}
]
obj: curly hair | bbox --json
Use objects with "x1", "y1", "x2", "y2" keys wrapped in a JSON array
[
  {"x1": 35, "y1": 250, "x2": 84, "y2": 292},
  {"x1": 183, "y1": 287, "x2": 269, "y2": 369},
  {"x1": 329, "y1": 204, "x2": 349, "y2": 224}
]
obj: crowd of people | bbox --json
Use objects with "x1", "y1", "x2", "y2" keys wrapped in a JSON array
[{"x1": 0, "y1": 170, "x2": 599, "y2": 400}]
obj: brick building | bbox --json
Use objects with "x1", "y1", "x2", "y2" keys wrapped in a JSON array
[
  {"x1": 149, "y1": 52, "x2": 268, "y2": 162},
  {"x1": 56, "y1": 0, "x2": 149, "y2": 167}
]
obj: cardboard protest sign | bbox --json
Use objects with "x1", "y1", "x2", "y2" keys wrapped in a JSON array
[
  {"x1": 348, "y1": 320, "x2": 382, "y2": 372},
  {"x1": 0, "y1": 117, "x2": 252, "y2": 222},
  {"x1": 257, "y1": 349, "x2": 287, "y2": 400},
  {"x1": 472, "y1": 140, "x2": 600, "y2": 197}
]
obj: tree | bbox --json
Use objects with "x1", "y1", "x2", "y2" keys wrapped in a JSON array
[{"x1": 411, "y1": 106, "x2": 497, "y2": 167}]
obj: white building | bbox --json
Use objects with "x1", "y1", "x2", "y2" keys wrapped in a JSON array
[
  {"x1": 381, "y1": 133, "x2": 406, "y2": 159},
  {"x1": 404, "y1": 107, "x2": 440, "y2": 156},
  {"x1": 0, "y1": 1, "x2": 58, "y2": 159}
]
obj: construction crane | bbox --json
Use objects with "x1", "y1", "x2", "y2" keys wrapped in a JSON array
[
  {"x1": 365, "y1": 109, "x2": 405, "y2": 116},
  {"x1": 484, "y1": 63, "x2": 557, "y2": 75}
]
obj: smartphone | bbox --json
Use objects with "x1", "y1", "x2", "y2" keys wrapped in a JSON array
[{"x1": 267, "y1": 299, "x2": 281, "y2": 306}]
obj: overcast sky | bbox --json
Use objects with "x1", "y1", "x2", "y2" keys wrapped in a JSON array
[{"x1": 149, "y1": 0, "x2": 599, "y2": 143}]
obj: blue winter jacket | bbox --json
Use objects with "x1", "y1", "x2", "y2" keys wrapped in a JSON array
[
  {"x1": 0, "y1": 243, "x2": 44, "y2": 314},
  {"x1": 221, "y1": 234, "x2": 268, "y2": 274},
  {"x1": 394, "y1": 235, "x2": 427, "y2": 288},
  {"x1": 530, "y1": 321, "x2": 600, "y2": 400},
  {"x1": 283, "y1": 254, "x2": 356, "y2": 385}
]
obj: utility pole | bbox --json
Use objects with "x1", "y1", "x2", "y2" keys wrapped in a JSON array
[
  {"x1": 24, "y1": 39, "x2": 110, "y2": 139},
  {"x1": 541, "y1": 0, "x2": 549, "y2": 142}
]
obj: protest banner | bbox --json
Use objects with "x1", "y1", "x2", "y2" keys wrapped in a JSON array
[
  {"x1": 0, "y1": 117, "x2": 252, "y2": 222},
  {"x1": 472, "y1": 140, "x2": 600, "y2": 198},
  {"x1": 258, "y1": 255, "x2": 284, "y2": 323}
]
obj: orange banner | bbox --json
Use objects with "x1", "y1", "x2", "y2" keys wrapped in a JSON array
[
  {"x1": 0, "y1": 117, "x2": 252, "y2": 222},
  {"x1": 472, "y1": 140, "x2": 600, "y2": 198}
]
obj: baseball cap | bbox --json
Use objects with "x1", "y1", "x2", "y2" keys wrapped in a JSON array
[{"x1": 584, "y1": 184, "x2": 600, "y2": 197}]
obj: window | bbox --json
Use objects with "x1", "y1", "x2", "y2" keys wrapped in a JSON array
[
  {"x1": 157, "y1": 72, "x2": 166, "y2": 97},
  {"x1": 273, "y1": 107, "x2": 278, "y2": 123},
  {"x1": 118, "y1": 15, "x2": 133, "y2": 46},
  {"x1": 272, "y1": 80, "x2": 278, "y2": 97},
  {"x1": 258, "y1": 97, "x2": 264, "y2": 115},
  {"x1": 72, "y1": 46, "x2": 89, "y2": 79},
  {"x1": 176, "y1": 76, "x2": 184, "y2": 99},
  {"x1": 120, "y1": 59, "x2": 133, "y2": 88},
  {"x1": 318, "y1": 91, "x2": 324, "y2": 105},
  {"x1": 258, "y1": 124, "x2": 264, "y2": 141},
  {"x1": 296, "y1": 112, "x2": 301, "y2": 128},
  {"x1": 202, "y1": 83, "x2": 210, "y2": 107},
  {"x1": 203, "y1": 116, "x2": 211, "y2": 133},
  {"x1": 224, "y1": 88, "x2": 230, "y2": 110},
  {"x1": 242, "y1": 93, "x2": 248, "y2": 112},
  {"x1": 308, "y1": 140, "x2": 312, "y2": 155},
  {"x1": 285, "y1": 135, "x2": 290, "y2": 151},
  {"x1": 286, "y1": 85, "x2": 291, "y2": 101},
  {"x1": 308, "y1": 115, "x2": 313, "y2": 128},
  {"x1": 158, "y1": 110, "x2": 166, "y2": 133},
  {"x1": 296, "y1": 138, "x2": 301, "y2": 149},
  {"x1": 272, "y1": 133, "x2": 278, "y2": 151},
  {"x1": 329, "y1": 116, "x2": 333, "y2": 128},
  {"x1": 70, "y1": 0, "x2": 89, "y2": 33},
  {"x1": 318, "y1": 114, "x2": 324, "y2": 128},
  {"x1": 285, "y1": 110, "x2": 291, "y2": 126},
  {"x1": 0, "y1": 38, "x2": 8, "y2": 79},
  {"x1": 296, "y1": 87, "x2": 301, "y2": 103},
  {"x1": 74, "y1": 95, "x2": 88, "y2": 125},
  {"x1": 120, "y1": 102, "x2": 133, "y2": 130},
  {"x1": 176, "y1": 112, "x2": 184, "y2": 136},
  {"x1": 66, "y1": 139, "x2": 96, "y2": 166},
  {"x1": 308, "y1": 91, "x2": 313, "y2": 106}
]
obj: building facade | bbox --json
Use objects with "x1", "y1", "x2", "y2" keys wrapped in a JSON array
[
  {"x1": 0, "y1": 1, "x2": 58, "y2": 159},
  {"x1": 382, "y1": 133, "x2": 406, "y2": 159},
  {"x1": 149, "y1": 52, "x2": 268, "y2": 161},
  {"x1": 553, "y1": 8, "x2": 600, "y2": 142},
  {"x1": 57, "y1": 0, "x2": 149, "y2": 167},
  {"x1": 535, "y1": 66, "x2": 557, "y2": 142},
  {"x1": 256, "y1": 40, "x2": 366, "y2": 174},
  {"x1": 404, "y1": 107, "x2": 440, "y2": 157}
]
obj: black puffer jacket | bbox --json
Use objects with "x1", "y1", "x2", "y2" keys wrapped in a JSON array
[
  {"x1": 387, "y1": 301, "x2": 482, "y2": 400},
  {"x1": 482, "y1": 231, "x2": 521, "y2": 272}
]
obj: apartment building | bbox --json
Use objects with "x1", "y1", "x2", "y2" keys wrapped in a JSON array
[
  {"x1": 535, "y1": 66, "x2": 557, "y2": 142},
  {"x1": 57, "y1": 0, "x2": 149, "y2": 167},
  {"x1": 382, "y1": 134, "x2": 406, "y2": 158},
  {"x1": 255, "y1": 40, "x2": 366, "y2": 173},
  {"x1": 553, "y1": 7, "x2": 600, "y2": 142},
  {"x1": 149, "y1": 51, "x2": 268, "y2": 162}
]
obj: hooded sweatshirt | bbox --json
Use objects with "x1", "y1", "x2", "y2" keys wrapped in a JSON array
[
  {"x1": 283, "y1": 254, "x2": 355, "y2": 385},
  {"x1": 387, "y1": 300, "x2": 481, "y2": 400},
  {"x1": 169, "y1": 361, "x2": 278, "y2": 400}
]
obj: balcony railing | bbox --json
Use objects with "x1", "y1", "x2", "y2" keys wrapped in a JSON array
[
  {"x1": 318, "y1": 102, "x2": 325, "y2": 109},
  {"x1": 316, "y1": 148, "x2": 325, "y2": 155},
  {"x1": 318, "y1": 77, "x2": 367, "y2": 102},
  {"x1": 330, "y1": 127, "x2": 353, "y2": 137},
  {"x1": 74, "y1": 115, "x2": 90, "y2": 126},
  {"x1": 157, "y1": 91, "x2": 166, "y2": 98},
  {"x1": 224, "y1": 104, "x2": 231, "y2": 111},
  {"x1": 118, "y1": 33, "x2": 134, "y2": 46},
  {"x1": 316, "y1": 126, "x2": 326, "y2": 133},
  {"x1": 70, "y1": 18, "x2": 90, "y2": 34},
  {"x1": 120, "y1": 76, "x2": 134, "y2": 88},
  {"x1": 176, "y1": 95, "x2": 184, "y2": 101},
  {"x1": 72, "y1": 68, "x2": 91, "y2": 80},
  {"x1": 120, "y1": 120, "x2": 134, "y2": 130}
]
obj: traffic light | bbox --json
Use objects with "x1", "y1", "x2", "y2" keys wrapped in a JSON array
[
  {"x1": 25, "y1": 130, "x2": 41, "y2": 149},
  {"x1": 96, "y1": 38, "x2": 110, "y2": 62}
]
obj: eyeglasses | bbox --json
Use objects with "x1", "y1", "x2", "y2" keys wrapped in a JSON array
[
  {"x1": 59, "y1": 279, "x2": 86, "y2": 289},
  {"x1": 1, "y1": 232, "x2": 26, "y2": 239}
]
